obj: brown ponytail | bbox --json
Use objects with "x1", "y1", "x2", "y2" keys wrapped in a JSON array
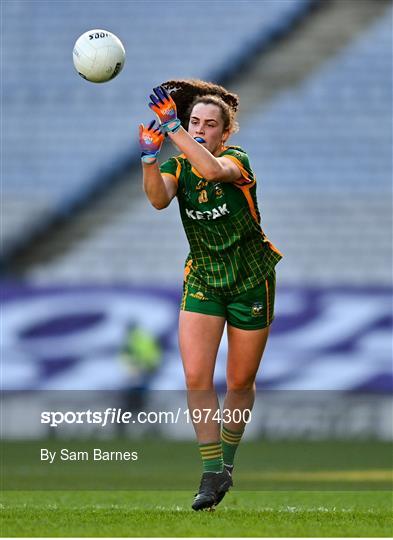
[{"x1": 162, "y1": 79, "x2": 239, "y2": 134}]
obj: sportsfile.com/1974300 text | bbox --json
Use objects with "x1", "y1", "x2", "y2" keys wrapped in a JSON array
[{"x1": 41, "y1": 407, "x2": 252, "y2": 428}]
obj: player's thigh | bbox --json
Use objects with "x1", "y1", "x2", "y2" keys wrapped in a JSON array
[
  {"x1": 226, "y1": 324, "x2": 270, "y2": 389},
  {"x1": 226, "y1": 272, "x2": 276, "y2": 331},
  {"x1": 179, "y1": 310, "x2": 226, "y2": 388},
  {"x1": 225, "y1": 273, "x2": 275, "y2": 387}
]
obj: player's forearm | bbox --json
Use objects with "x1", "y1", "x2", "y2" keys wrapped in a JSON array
[
  {"x1": 142, "y1": 163, "x2": 171, "y2": 209},
  {"x1": 168, "y1": 128, "x2": 221, "y2": 181}
]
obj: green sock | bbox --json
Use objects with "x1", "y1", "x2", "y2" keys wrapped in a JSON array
[
  {"x1": 221, "y1": 425, "x2": 244, "y2": 466},
  {"x1": 198, "y1": 442, "x2": 224, "y2": 473}
]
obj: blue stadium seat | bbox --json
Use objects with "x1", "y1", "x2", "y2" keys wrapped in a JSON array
[
  {"x1": 232, "y1": 10, "x2": 392, "y2": 196},
  {"x1": 3, "y1": 0, "x2": 311, "y2": 253}
]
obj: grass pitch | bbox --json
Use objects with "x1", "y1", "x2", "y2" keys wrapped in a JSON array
[
  {"x1": 2, "y1": 490, "x2": 392, "y2": 537},
  {"x1": 1, "y1": 439, "x2": 392, "y2": 536}
]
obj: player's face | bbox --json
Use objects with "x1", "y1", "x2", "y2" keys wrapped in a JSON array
[{"x1": 188, "y1": 103, "x2": 229, "y2": 156}]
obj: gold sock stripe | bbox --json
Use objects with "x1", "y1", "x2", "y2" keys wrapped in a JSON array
[
  {"x1": 200, "y1": 446, "x2": 222, "y2": 455},
  {"x1": 221, "y1": 431, "x2": 242, "y2": 441},
  {"x1": 200, "y1": 447, "x2": 221, "y2": 454},
  {"x1": 221, "y1": 427, "x2": 243, "y2": 444},
  {"x1": 199, "y1": 443, "x2": 221, "y2": 450},
  {"x1": 200, "y1": 443, "x2": 222, "y2": 459},
  {"x1": 200, "y1": 446, "x2": 221, "y2": 454},
  {"x1": 222, "y1": 426, "x2": 244, "y2": 436},
  {"x1": 201, "y1": 452, "x2": 222, "y2": 460},
  {"x1": 221, "y1": 433, "x2": 241, "y2": 445}
]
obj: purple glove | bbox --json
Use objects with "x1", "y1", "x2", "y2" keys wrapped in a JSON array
[
  {"x1": 139, "y1": 120, "x2": 164, "y2": 164},
  {"x1": 148, "y1": 86, "x2": 181, "y2": 134}
]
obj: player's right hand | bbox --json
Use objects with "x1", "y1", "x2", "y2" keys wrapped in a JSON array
[
  {"x1": 139, "y1": 120, "x2": 164, "y2": 164},
  {"x1": 148, "y1": 86, "x2": 181, "y2": 134}
]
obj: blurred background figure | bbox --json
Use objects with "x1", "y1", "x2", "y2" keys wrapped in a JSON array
[
  {"x1": 121, "y1": 325, "x2": 162, "y2": 380},
  {"x1": 119, "y1": 324, "x2": 163, "y2": 436}
]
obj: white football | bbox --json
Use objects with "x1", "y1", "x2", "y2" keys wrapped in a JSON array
[{"x1": 73, "y1": 29, "x2": 125, "y2": 83}]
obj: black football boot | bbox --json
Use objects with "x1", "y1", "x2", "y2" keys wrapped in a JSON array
[{"x1": 192, "y1": 468, "x2": 233, "y2": 511}]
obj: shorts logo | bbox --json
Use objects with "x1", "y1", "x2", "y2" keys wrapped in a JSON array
[
  {"x1": 251, "y1": 302, "x2": 264, "y2": 317},
  {"x1": 190, "y1": 291, "x2": 209, "y2": 301}
]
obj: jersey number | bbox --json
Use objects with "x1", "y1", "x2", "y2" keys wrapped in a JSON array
[{"x1": 198, "y1": 190, "x2": 208, "y2": 204}]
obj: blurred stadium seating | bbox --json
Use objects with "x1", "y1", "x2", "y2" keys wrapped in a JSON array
[
  {"x1": 233, "y1": 9, "x2": 392, "y2": 284},
  {"x1": 2, "y1": 0, "x2": 314, "y2": 257},
  {"x1": 17, "y1": 5, "x2": 392, "y2": 286}
]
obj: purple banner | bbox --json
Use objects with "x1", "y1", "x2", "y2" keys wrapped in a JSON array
[{"x1": 1, "y1": 282, "x2": 392, "y2": 392}]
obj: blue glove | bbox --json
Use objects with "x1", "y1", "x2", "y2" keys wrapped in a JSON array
[
  {"x1": 148, "y1": 86, "x2": 181, "y2": 134},
  {"x1": 139, "y1": 120, "x2": 164, "y2": 164}
]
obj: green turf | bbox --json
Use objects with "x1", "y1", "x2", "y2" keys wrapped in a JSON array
[
  {"x1": 1, "y1": 490, "x2": 392, "y2": 537},
  {"x1": 2, "y1": 439, "x2": 392, "y2": 536}
]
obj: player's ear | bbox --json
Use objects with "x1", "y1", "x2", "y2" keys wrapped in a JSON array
[{"x1": 222, "y1": 129, "x2": 230, "y2": 144}]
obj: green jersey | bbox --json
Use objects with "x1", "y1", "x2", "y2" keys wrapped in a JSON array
[{"x1": 160, "y1": 146, "x2": 282, "y2": 295}]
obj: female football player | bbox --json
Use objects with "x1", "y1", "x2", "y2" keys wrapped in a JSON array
[{"x1": 139, "y1": 80, "x2": 282, "y2": 510}]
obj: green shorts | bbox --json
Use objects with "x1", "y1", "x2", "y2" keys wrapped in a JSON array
[{"x1": 180, "y1": 271, "x2": 276, "y2": 330}]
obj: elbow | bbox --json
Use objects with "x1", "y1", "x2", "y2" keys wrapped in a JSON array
[
  {"x1": 204, "y1": 163, "x2": 223, "y2": 182},
  {"x1": 143, "y1": 186, "x2": 170, "y2": 209},
  {"x1": 151, "y1": 200, "x2": 169, "y2": 210}
]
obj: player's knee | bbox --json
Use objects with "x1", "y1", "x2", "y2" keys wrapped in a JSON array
[
  {"x1": 227, "y1": 376, "x2": 256, "y2": 392},
  {"x1": 184, "y1": 370, "x2": 214, "y2": 390}
]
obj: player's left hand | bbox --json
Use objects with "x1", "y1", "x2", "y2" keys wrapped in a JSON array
[
  {"x1": 148, "y1": 86, "x2": 181, "y2": 134},
  {"x1": 139, "y1": 120, "x2": 164, "y2": 164}
]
